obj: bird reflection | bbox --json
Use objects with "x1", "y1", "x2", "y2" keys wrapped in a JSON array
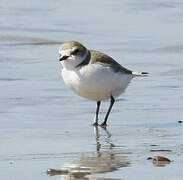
[
  {"x1": 94, "y1": 126, "x2": 114, "y2": 155},
  {"x1": 47, "y1": 126, "x2": 130, "y2": 180}
]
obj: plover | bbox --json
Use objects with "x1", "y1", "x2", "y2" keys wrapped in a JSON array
[{"x1": 59, "y1": 41, "x2": 148, "y2": 127}]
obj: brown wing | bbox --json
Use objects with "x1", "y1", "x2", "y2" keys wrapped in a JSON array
[{"x1": 89, "y1": 50, "x2": 132, "y2": 74}]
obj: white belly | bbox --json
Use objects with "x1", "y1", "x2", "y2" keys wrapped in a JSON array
[{"x1": 61, "y1": 64, "x2": 133, "y2": 101}]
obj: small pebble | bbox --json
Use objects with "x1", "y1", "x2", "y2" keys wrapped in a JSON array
[
  {"x1": 149, "y1": 144, "x2": 159, "y2": 147},
  {"x1": 147, "y1": 157, "x2": 153, "y2": 160},
  {"x1": 153, "y1": 156, "x2": 171, "y2": 166},
  {"x1": 150, "y1": 149, "x2": 172, "y2": 152}
]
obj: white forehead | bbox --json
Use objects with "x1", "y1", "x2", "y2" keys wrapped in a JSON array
[
  {"x1": 59, "y1": 46, "x2": 78, "y2": 54},
  {"x1": 59, "y1": 48, "x2": 71, "y2": 55}
]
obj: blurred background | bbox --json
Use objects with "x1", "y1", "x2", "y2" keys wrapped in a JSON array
[{"x1": 0, "y1": 0, "x2": 183, "y2": 180}]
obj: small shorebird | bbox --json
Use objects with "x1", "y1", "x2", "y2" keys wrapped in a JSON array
[{"x1": 59, "y1": 41, "x2": 148, "y2": 126}]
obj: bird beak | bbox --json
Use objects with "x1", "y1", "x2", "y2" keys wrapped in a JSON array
[{"x1": 59, "y1": 55, "x2": 69, "y2": 61}]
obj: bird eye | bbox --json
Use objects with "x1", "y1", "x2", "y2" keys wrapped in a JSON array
[{"x1": 72, "y1": 48, "x2": 79, "y2": 55}]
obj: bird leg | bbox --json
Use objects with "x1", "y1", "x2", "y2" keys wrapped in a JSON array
[
  {"x1": 93, "y1": 101, "x2": 101, "y2": 126},
  {"x1": 101, "y1": 96, "x2": 115, "y2": 127}
]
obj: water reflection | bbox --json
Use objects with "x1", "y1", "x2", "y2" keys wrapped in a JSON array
[{"x1": 47, "y1": 127, "x2": 130, "y2": 180}]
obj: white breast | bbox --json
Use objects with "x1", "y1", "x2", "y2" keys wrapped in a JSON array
[{"x1": 61, "y1": 64, "x2": 133, "y2": 101}]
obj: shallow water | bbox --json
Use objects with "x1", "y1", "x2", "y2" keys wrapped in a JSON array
[{"x1": 1, "y1": 0, "x2": 183, "y2": 180}]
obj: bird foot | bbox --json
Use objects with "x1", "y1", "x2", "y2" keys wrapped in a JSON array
[
  {"x1": 100, "y1": 122, "x2": 107, "y2": 128},
  {"x1": 92, "y1": 122, "x2": 99, "y2": 126}
]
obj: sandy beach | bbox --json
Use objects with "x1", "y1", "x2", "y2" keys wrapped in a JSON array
[{"x1": 0, "y1": 0, "x2": 183, "y2": 179}]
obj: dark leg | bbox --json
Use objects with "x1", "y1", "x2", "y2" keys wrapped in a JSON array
[
  {"x1": 101, "y1": 96, "x2": 115, "y2": 127},
  {"x1": 93, "y1": 101, "x2": 101, "y2": 126}
]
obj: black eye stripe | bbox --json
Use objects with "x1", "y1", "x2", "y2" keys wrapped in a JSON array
[{"x1": 72, "y1": 48, "x2": 79, "y2": 55}]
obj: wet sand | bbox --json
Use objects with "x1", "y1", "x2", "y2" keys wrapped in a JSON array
[{"x1": 1, "y1": 0, "x2": 183, "y2": 180}]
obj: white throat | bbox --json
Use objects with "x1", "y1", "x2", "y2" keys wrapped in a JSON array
[{"x1": 61, "y1": 50, "x2": 89, "y2": 70}]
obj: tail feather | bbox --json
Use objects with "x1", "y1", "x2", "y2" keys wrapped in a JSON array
[{"x1": 132, "y1": 71, "x2": 148, "y2": 77}]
